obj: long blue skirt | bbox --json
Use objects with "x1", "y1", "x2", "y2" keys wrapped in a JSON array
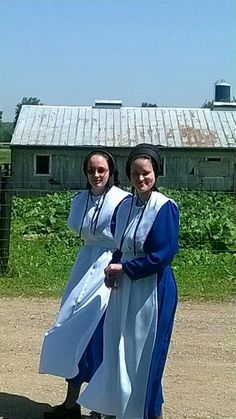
[
  {"x1": 67, "y1": 314, "x2": 105, "y2": 387},
  {"x1": 144, "y1": 269, "x2": 178, "y2": 418}
]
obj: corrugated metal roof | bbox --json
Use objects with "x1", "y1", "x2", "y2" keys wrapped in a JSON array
[{"x1": 11, "y1": 105, "x2": 236, "y2": 148}]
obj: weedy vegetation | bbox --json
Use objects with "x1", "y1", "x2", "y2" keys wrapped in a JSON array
[
  {"x1": 0, "y1": 189, "x2": 235, "y2": 299},
  {"x1": 0, "y1": 146, "x2": 11, "y2": 164}
]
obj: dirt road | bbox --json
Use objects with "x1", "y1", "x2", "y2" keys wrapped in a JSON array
[{"x1": 0, "y1": 297, "x2": 235, "y2": 419}]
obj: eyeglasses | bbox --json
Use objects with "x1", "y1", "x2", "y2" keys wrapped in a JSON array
[{"x1": 87, "y1": 168, "x2": 109, "y2": 176}]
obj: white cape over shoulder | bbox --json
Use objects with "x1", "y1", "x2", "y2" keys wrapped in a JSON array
[{"x1": 39, "y1": 186, "x2": 129, "y2": 379}]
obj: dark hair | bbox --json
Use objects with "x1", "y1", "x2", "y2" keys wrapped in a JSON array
[{"x1": 83, "y1": 150, "x2": 120, "y2": 189}]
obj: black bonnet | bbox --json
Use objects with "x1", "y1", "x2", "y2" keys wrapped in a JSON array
[
  {"x1": 83, "y1": 150, "x2": 115, "y2": 178},
  {"x1": 126, "y1": 143, "x2": 162, "y2": 179}
]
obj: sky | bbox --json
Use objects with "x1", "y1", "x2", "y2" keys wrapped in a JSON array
[{"x1": 1, "y1": 0, "x2": 236, "y2": 121}]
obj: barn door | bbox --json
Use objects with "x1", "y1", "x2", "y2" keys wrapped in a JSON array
[{"x1": 198, "y1": 157, "x2": 229, "y2": 191}]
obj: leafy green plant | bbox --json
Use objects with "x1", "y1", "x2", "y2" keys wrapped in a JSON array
[
  {"x1": 1, "y1": 190, "x2": 234, "y2": 299},
  {"x1": 11, "y1": 192, "x2": 77, "y2": 245},
  {"x1": 160, "y1": 189, "x2": 236, "y2": 252}
]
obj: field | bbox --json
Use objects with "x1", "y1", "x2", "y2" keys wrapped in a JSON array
[
  {"x1": 0, "y1": 189, "x2": 235, "y2": 299},
  {"x1": 0, "y1": 144, "x2": 11, "y2": 164}
]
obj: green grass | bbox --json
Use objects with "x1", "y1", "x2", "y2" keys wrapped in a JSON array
[
  {"x1": 0, "y1": 235, "x2": 79, "y2": 297},
  {"x1": 0, "y1": 234, "x2": 235, "y2": 300},
  {"x1": 173, "y1": 249, "x2": 235, "y2": 299},
  {"x1": 0, "y1": 147, "x2": 11, "y2": 164}
]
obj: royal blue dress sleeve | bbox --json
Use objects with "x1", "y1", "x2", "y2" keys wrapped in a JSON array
[
  {"x1": 110, "y1": 249, "x2": 123, "y2": 263},
  {"x1": 122, "y1": 200, "x2": 179, "y2": 281}
]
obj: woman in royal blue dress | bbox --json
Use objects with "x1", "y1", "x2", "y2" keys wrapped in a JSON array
[{"x1": 79, "y1": 144, "x2": 179, "y2": 419}]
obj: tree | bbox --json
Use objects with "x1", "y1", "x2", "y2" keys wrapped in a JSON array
[
  {"x1": 0, "y1": 111, "x2": 13, "y2": 142},
  {"x1": 141, "y1": 102, "x2": 157, "y2": 108},
  {"x1": 202, "y1": 100, "x2": 213, "y2": 110},
  {"x1": 202, "y1": 96, "x2": 236, "y2": 109},
  {"x1": 13, "y1": 97, "x2": 43, "y2": 127},
  {"x1": 0, "y1": 122, "x2": 14, "y2": 142}
]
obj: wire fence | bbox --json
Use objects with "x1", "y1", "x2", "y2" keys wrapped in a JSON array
[{"x1": 0, "y1": 166, "x2": 235, "y2": 277}]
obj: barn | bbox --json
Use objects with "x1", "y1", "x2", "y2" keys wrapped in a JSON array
[{"x1": 10, "y1": 103, "x2": 236, "y2": 192}]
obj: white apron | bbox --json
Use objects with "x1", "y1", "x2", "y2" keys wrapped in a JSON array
[
  {"x1": 39, "y1": 186, "x2": 128, "y2": 378},
  {"x1": 79, "y1": 192, "x2": 169, "y2": 419}
]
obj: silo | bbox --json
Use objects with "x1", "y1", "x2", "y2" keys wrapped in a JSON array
[{"x1": 215, "y1": 80, "x2": 231, "y2": 102}]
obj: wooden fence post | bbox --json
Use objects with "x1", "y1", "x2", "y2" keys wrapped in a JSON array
[{"x1": 0, "y1": 166, "x2": 11, "y2": 273}]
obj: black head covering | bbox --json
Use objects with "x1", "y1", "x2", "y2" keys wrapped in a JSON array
[
  {"x1": 83, "y1": 150, "x2": 115, "y2": 178},
  {"x1": 83, "y1": 149, "x2": 120, "y2": 188},
  {"x1": 126, "y1": 143, "x2": 162, "y2": 179}
]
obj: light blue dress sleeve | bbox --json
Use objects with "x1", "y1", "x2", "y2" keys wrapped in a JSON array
[
  {"x1": 110, "y1": 195, "x2": 132, "y2": 264},
  {"x1": 122, "y1": 201, "x2": 179, "y2": 281},
  {"x1": 67, "y1": 192, "x2": 82, "y2": 234}
]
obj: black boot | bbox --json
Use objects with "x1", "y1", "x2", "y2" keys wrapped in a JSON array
[{"x1": 43, "y1": 403, "x2": 81, "y2": 419}]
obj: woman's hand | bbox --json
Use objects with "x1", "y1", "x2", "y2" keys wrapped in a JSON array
[{"x1": 104, "y1": 263, "x2": 123, "y2": 289}]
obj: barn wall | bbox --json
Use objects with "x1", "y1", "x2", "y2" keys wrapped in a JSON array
[
  {"x1": 11, "y1": 147, "x2": 90, "y2": 190},
  {"x1": 11, "y1": 146, "x2": 236, "y2": 192},
  {"x1": 159, "y1": 148, "x2": 235, "y2": 191},
  {"x1": 114, "y1": 148, "x2": 235, "y2": 192}
]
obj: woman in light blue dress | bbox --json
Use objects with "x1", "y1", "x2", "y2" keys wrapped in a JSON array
[
  {"x1": 40, "y1": 150, "x2": 129, "y2": 419},
  {"x1": 79, "y1": 144, "x2": 179, "y2": 419}
]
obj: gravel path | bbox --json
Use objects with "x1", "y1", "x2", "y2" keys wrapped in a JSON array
[{"x1": 0, "y1": 297, "x2": 235, "y2": 419}]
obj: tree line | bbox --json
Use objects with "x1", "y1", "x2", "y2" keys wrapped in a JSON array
[{"x1": 0, "y1": 97, "x2": 42, "y2": 142}]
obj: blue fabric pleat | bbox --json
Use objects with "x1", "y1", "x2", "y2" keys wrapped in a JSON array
[
  {"x1": 144, "y1": 269, "x2": 177, "y2": 418},
  {"x1": 67, "y1": 313, "x2": 105, "y2": 386}
]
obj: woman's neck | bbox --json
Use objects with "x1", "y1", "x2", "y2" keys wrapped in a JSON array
[
  {"x1": 91, "y1": 186, "x2": 106, "y2": 196},
  {"x1": 137, "y1": 190, "x2": 152, "y2": 204}
]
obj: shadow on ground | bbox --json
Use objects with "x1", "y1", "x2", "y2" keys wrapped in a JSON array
[
  {"x1": 0, "y1": 392, "x2": 51, "y2": 419},
  {"x1": 0, "y1": 393, "x2": 91, "y2": 419}
]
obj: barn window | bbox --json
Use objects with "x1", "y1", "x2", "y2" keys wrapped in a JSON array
[
  {"x1": 205, "y1": 157, "x2": 223, "y2": 162},
  {"x1": 199, "y1": 158, "x2": 229, "y2": 177},
  {"x1": 34, "y1": 155, "x2": 51, "y2": 175}
]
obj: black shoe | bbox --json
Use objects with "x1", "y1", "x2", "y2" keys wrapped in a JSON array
[
  {"x1": 89, "y1": 412, "x2": 102, "y2": 419},
  {"x1": 43, "y1": 403, "x2": 81, "y2": 419}
]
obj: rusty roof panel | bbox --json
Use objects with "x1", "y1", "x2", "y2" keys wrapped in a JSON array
[{"x1": 11, "y1": 105, "x2": 236, "y2": 148}]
